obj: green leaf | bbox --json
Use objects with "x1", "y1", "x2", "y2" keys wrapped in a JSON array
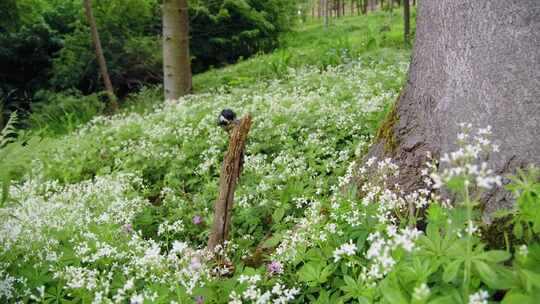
[
  {"x1": 477, "y1": 250, "x2": 511, "y2": 263},
  {"x1": 380, "y1": 279, "x2": 408, "y2": 304},
  {"x1": 501, "y1": 292, "x2": 537, "y2": 304},
  {"x1": 272, "y1": 207, "x2": 286, "y2": 223},
  {"x1": 474, "y1": 260, "x2": 498, "y2": 286},
  {"x1": 522, "y1": 269, "x2": 540, "y2": 289},
  {"x1": 474, "y1": 260, "x2": 516, "y2": 289},
  {"x1": 298, "y1": 262, "x2": 330, "y2": 286},
  {"x1": 513, "y1": 222, "x2": 524, "y2": 239},
  {"x1": 261, "y1": 234, "x2": 282, "y2": 248},
  {"x1": 443, "y1": 260, "x2": 462, "y2": 283},
  {"x1": 493, "y1": 209, "x2": 514, "y2": 219},
  {"x1": 428, "y1": 295, "x2": 457, "y2": 304},
  {"x1": 305, "y1": 248, "x2": 327, "y2": 264},
  {"x1": 319, "y1": 264, "x2": 334, "y2": 283},
  {"x1": 343, "y1": 275, "x2": 357, "y2": 288}
]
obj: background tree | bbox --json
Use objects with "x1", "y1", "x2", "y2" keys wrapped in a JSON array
[
  {"x1": 324, "y1": 0, "x2": 329, "y2": 27},
  {"x1": 1, "y1": 0, "x2": 299, "y2": 125},
  {"x1": 162, "y1": 0, "x2": 192, "y2": 101},
  {"x1": 403, "y1": 0, "x2": 410, "y2": 43},
  {"x1": 362, "y1": 0, "x2": 540, "y2": 215},
  {"x1": 362, "y1": 0, "x2": 367, "y2": 14},
  {"x1": 83, "y1": 0, "x2": 118, "y2": 112}
]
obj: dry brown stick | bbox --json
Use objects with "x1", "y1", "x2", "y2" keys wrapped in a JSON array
[{"x1": 208, "y1": 115, "x2": 253, "y2": 252}]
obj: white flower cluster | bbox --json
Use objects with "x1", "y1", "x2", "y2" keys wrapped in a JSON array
[
  {"x1": 412, "y1": 283, "x2": 431, "y2": 301},
  {"x1": 157, "y1": 219, "x2": 185, "y2": 236},
  {"x1": 273, "y1": 200, "x2": 325, "y2": 262},
  {"x1": 0, "y1": 55, "x2": 408, "y2": 302},
  {"x1": 333, "y1": 240, "x2": 358, "y2": 262},
  {"x1": 468, "y1": 290, "x2": 489, "y2": 304},
  {"x1": 430, "y1": 125, "x2": 502, "y2": 191},
  {"x1": 230, "y1": 275, "x2": 299, "y2": 304},
  {"x1": 357, "y1": 157, "x2": 433, "y2": 224},
  {"x1": 518, "y1": 245, "x2": 528, "y2": 258},
  {"x1": 0, "y1": 269, "x2": 20, "y2": 300},
  {"x1": 364, "y1": 225, "x2": 422, "y2": 280}
]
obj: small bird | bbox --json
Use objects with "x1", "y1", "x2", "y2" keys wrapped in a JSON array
[{"x1": 217, "y1": 108, "x2": 238, "y2": 131}]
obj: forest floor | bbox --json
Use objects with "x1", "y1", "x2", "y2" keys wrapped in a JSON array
[
  {"x1": 6, "y1": 10, "x2": 536, "y2": 304},
  {"x1": 0, "y1": 11, "x2": 413, "y2": 302}
]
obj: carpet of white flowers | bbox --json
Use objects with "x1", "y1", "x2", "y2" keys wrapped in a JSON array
[
  {"x1": 2, "y1": 53, "x2": 540, "y2": 304},
  {"x1": 0, "y1": 57, "x2": 407, "y2": 303}
]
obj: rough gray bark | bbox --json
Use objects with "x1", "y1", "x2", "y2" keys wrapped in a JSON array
[
  {"x1": 83, "y1": 0, "x2": 118, "y2": 112},
  {"x1": 363, "y1": 0, "x2": 540, "y2": 215},
  {"x1": 162, "y1": 0, "x2": 192, "y2": 102}
]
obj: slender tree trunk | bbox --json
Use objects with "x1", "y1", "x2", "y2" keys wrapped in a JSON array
[
  {"x1": 324, "y1": 0, "x2": 329, "y2": 27},
  {"x1": 361, "y1": 0, "x2": 540, "y2": 216},
  {"x1": 403, "y1": 0, "x2": 410, "y2": 43},
  {"x1": 362, "y1": 0, "x2": 368, "y2": 14},
  {"x1": 83, "y1": 0, "x2": 118, "y2": 112},
  {"x1": 162, "y1": 0, "x2": 192, "y2": 102}
]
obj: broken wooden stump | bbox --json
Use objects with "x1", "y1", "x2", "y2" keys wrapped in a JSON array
[{"x1": 207, "y1": 114, "x2": 252, "y2": 252}]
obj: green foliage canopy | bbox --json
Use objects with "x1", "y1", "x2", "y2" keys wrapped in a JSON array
[{"x1": 0, "y1": 0, "x2": 300, "y2": 118}]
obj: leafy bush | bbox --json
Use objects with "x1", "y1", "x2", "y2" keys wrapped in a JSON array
[
  {"x1": 0, "y1": 111, "x2": 18, "y2": 149},
  {"x1": 0, "y1": 21, "x2": 63, "y2": 112},
  {"x1": 26, "y1": 90, "x2": 104, "y2": 136},
  {"x1": 1, "y1": 0, "x2": 303, "y2": 132},
  {"x1": 1, "y1": 0, "x2": 300, "y2": 100}
]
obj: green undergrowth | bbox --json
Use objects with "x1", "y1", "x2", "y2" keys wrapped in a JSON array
[
  {"x1": 3, "y1": 8, "x2": 540, "y2": 304},
  {"x1": 192, "y1": 10, "x2": 414, "y2": 93},
  {"x1": 19, "y1": 10, "x2": 413, "y2": 138}
]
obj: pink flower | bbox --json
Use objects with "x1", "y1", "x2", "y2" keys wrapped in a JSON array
[
  {"x1": 190, "y1": 256, "x2": 202, "y2": 271},
  {"x1": 267, "y1": 261, "x2": 283, "y2": 275},
  {"x1": 122, "y1": 223, "x2": 133, "y2": 234},
  {"x1": 192, "y1": 215, "x2": 203, "y2": 225},
  {"x1": 195, "y1": 296, "x2": 204, "y2": 304}
]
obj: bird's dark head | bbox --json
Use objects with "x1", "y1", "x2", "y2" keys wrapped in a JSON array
[{"x1": 218, "y1": 108, "x2": 237, "y2": 129}]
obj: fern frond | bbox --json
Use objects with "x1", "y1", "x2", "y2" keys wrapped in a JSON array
[{"x1": 0, "y1": 111, "x2": 18, "y2": 148}]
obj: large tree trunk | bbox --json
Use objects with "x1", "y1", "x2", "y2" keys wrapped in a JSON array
[
  {"x1": 83, "y1": 0, "x2": 118, "y2": 113},
  {"x1": 362, "y1": 0, "x2": 540, "y2": 216},
  {"x1": 162, "y1": 0, "x2": 192, "y2": 102}
]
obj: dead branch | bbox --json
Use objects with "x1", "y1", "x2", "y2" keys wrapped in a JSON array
[{"x1": 207, "y1": 114, "x2": 252, "y2": 252}]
